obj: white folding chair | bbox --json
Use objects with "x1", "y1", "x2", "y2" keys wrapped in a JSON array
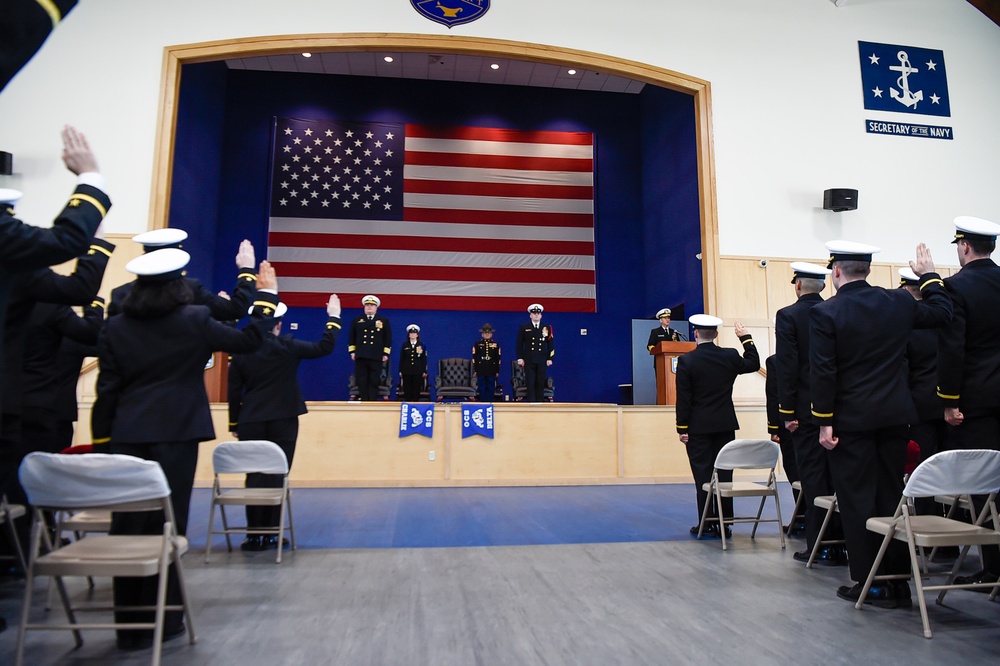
[
  {"x1": 804, "y1": 494, "x2": 846, "y2": 568},
  {"x1": 16, "y1": 452, "x2": 196, "y2": 666},
  {"x1": 856, "y1": 449, "x2": 1000, "y2": 638},
  {"x1": 205, "y1": 440, "x2": 296, "y2": 564},
  {"x1": 786, "y1": 480, "x2": 805, "y2": 536},
  {"x1": 0, "y1": 494, "x2": 28, "y2": 574},
  {"x1": 698, "y1": 438, "x2": 786, "y2": 551}
]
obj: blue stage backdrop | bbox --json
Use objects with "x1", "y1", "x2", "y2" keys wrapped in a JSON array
[{"x1": 170, "y1": 62, "x2": 702, "y2": 403}]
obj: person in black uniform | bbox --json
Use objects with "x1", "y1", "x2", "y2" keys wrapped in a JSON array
[
  {"x1": 516, "y1": 303, "x2": 554, "y2": 402},
  {"x1": 647, "y1": 307, "x2": 683, "y2": 355},
  {"x1": 810, "y1": 240, "x2": 951, "y2": 608},
  {"x1": 397, "y1": 324, "x2": 427, "y2": 402},
  {"x1": 676, "y1": 314, "x2": 759, "y2": 536},
  {"x1": 348, "y1": 294, "x2": 392, "y2": 401},
  {"x1": 228, "y1": 294, "x2": 342, "y2": 551},
  {"x1": 775, "y1": 261, "x2": 845, "y2": 565},
  {"x1": 91, "y1": 251, "x2": 279, "y2": 649},
  {"x1": 473, "y1": 323, "x2": 501, "y2": 402},
  {"x1": 765, "y1": 354, "x2": 802, "y2": 535},
  {"x1": 935, "y1": 216, "x2": 1000, "y2": 589},
  {"x1": 108, "y1": 228, "x2": 257, "y2": 321}
]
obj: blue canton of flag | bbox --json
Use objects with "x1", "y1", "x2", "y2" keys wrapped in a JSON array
[
  {"x1": 461, "y1": 404, "x2": 494, "y2": 439},
  {"x1": 858, "y1": 41, "x2": 950, "y2": 117},
  {"x1": 399, "y1": 402, "x2": 434, "y2": 438}
]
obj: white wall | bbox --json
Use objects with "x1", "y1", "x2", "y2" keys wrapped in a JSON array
[{"x1": 1, "y1": 0, "x2": 997, "y2": 265}]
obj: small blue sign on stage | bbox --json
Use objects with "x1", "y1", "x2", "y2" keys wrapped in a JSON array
[
  {"x1": 411, "y1": 0, "x2": 490, "y2": 28},
  {"x1": 865, "y1": 119, "x2": 954, "y2": 140},
  {"x1": 462, "y1": 404, "x2": 494, "y2": 439},
  {"x1": 399, "y1": 403, "x2": 434, "y2": 438},
  {"x1": 858, "y1": 41, "x2": 950, "y2": 117}
]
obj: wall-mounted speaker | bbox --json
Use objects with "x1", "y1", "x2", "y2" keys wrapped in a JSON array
[
  {"x1": 0, "y1": 152, "x2": 11, "y2": 176},
  {"x1": 823, "y1": 188, "x2": 858, "y2": 212}
]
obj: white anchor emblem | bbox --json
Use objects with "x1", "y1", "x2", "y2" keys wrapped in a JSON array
[{"x1": 889, "y1": 50, "x2": 923, "y2": 109}]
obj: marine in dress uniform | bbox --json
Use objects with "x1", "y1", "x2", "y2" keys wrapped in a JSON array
[
  {"x1": 775, "y1": 261, "x2": 845, "y2": 564},
  {"x1": 397, "y1": 324, "x2": 427, "y2": 402},
  {"x1": 228, "y1": 296, "x2": 342, "y2": 550},
  {"x1": 516, "y1": 303, "x2": 554, "y2": 402},
  {"x1": 473, "y1": 323, "x2": 502, "y2": 402},
  {"x1": 107, "y1": 229, "x2": 257, "y2": 321},
  {"x1": 675, "y1": 314, "x2": 759, "y2": 535},
  {"x1": 348, "y1": 295, "x2": 392, "y2": 401},
  {"x1": 935, "y1": 217, "x2": 1000, "y2": 588},
  {"x1": 91, "y1": 250, "x2": 279, "y2": 648},
  {"x1": 809, "y1": 240, "x2": 951, "y2": 608}
]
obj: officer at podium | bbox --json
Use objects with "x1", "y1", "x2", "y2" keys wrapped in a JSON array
[{"x1": 647, "y1": 307, "x2": 683, "y2": 364}]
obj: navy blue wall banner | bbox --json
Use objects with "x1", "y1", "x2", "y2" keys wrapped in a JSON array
[
  {"x1": 858, "y1": 41, "x2": 950, "y2": 117},
  {"x1": 865, "y1": 119, "x2": 954, "y2": 140},
  {"x1": 411, "y1": 0, "x2": 489, "y2": 28},
  {"x1": 462, "y1": 404, "x2": 494, "y2": 439},
  {"x1": 399, "y1": 402, "x2": 435, "y2": 438}
]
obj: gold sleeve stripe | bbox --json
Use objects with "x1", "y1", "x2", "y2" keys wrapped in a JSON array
[
  {"x1": 778, "y1": 408, "x2": 795, "y2": 415},
  {"x1": 348, "y1": 345, "x2": 356, "y2": 352},
  {"x1": 936, "y1": 389, "x2": 960, "y2": 399},
  {"x1": 35, "y1": 0, "x2": 63, "y2": 27},
  {"x1": 238, "y1": 271, "x2": 258, "y2": 281},
  {"x1": 93, "y1": 436, "x2": 111, "y2": 444},
  {"x1": 676, "y1": 425, "x2": 689, "y2": 430},
  {"x1": 88, "y1": 243, "x2": 113, "y2": 258},
  {"x1": 68, "y1": 193, "x2": 108, "y2": 218},
  {"x1": 920, "y1": 278, "x2": 945, "y2": 289},
  {"x1": 90, "y1": 300, "x2": 103, "y2": 308},
  {"x1": 742, "y1": 339, "x2": 754, "y2": 345},
  {"x1": 811, "y1": 409, "x2": 833, "y2": 418},
  {"x1": 327, "y1": 322, "x2": 342, "y2": 330},
  {"x1": 252, "y1": 300, "x2": 277, "y2": 309},
  {"x1": 383, "y1": 347, "x2": 392, "y2": 354}
]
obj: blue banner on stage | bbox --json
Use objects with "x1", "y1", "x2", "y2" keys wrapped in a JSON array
[
  {"x1": 462, "y1": 404, "x2": 494, "y2": 439},
  {"x1": 865, "y1": 119, "x2": 954, "y2": 140},
  {"x1": 858, "y1": 41, "x2": 950, "y2": 117},
  {"x1": 399, "y1": 403, "x2": 434, "y2": 438}
]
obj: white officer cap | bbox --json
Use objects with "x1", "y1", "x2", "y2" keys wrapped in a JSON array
[
  {"x1": 132, "y1": 228, "x2": 189, "y2": 251},
  {"x1": 362, "y1": 294, "x2": 381, "y2": 306},
  {"x1": 656, "y1": 308, "x2": 672, "y2": 319},
  {"x1": 125, "y1": 248, "x2": 190, "y2": 282},
  {"x1": 689, "y1": 314, "x2": 723, "y2": 330},
  {"x1": 789, "y1": 261, "x2": 832, "y2": 283},
  {"x1": 0, "y1": 188, "x2": 23, "y2": 205},
  {"x1": 825, "y1": 240, "x2": 881, "y2": 268},
  {"x1": 898, "y1": 267, "x2": 920, "y2": 286},
  {"x1": 952, "y1": 216, "x2": 1000, "y2": 244},
  {"x1": 406, "y1": 323, "x2": 420, "y2": 333},
  {"x1": 527, "y1": 303, "x2": 544, "y2": 313},
  {"x1": 248, "y1": 302, "x2": 287, "y2": 318}
]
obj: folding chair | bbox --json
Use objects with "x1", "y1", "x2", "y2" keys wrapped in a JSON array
[
  {"x1": 0, "y1": 494, "x2": 28, "y2": 574},
  {"x1": 856, "y1": 449, "x2": 1000, "y2": 638},
  {"x1": 804, "y1": 494, "x2": 846, "y2": 568},
  {"x1": 697, "y1": 438, "x2": 786, "y2": 551},
  {"x1": 786, "y1": 480, "x2": 804, "y2": 536},
  {"x1": 16, "y1": 452, "x2": 196, "y2": 666},
  {"x1": 205, "y1": 440, "x2": 295, "y2": 564}
]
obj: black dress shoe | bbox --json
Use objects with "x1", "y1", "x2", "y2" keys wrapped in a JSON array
[
  {"x1": 794, "y1": 546, "x2": 846, "y2": 566},
  {"x1": 263, "y1": 536, "x2": 290, "y2": 550},
  {"x1": 240, "y1": 536, "x2": 264, "y2": 552},
  {"x1": 785, "y1": 520, "x2": 807, "y2": 536},
  {"x1": 953, "y1": 569, "x2": 1000, "y2": 593},
  {"x1": 837, "y1": 582, "x2": 909, "y2": 609}
]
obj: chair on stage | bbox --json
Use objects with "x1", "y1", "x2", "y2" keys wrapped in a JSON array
[
  {"x1": 697, "y1": 438, "x2": 786, "y2": 552},
  {"x1": 434, "y1": 358, "x2": 477, "y2": 402},
  {"x1": 397, "y1": 373, "x2": 432, "y2": 402},
  {"x1": 205, "y1": 440, "x2": 295, "y2": 564},
  {"x1": 855, "y1": 449, "x2": 1000, "y2": 638},
  {"x1": 0, "y1": 494, "x2": 27, "y2": 574},
  {"x1": 348, "y1": 359, "x2": 392, "y2": 400},
  {"x1": 16, "y1": 452, "x2": 196, "y2": 666},
  {"x1": 509, "y1": 360, "x2": 554, "y2": 402}
]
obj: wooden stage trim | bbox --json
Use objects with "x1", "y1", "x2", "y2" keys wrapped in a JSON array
[{"x1": 79, "y1": 402, "x2": 771, "y2": 488}]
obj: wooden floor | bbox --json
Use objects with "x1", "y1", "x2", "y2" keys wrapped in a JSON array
[{"x1": 3, "y1": 486, "x2": 1000, "y2": 664}]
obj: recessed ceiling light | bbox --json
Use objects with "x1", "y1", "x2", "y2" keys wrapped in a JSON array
[
  {"x1": 384, "y1": 56, "x2": 394, "y2": 63},
  {"x1": 567, "y1": 69, "x2": 577, "y2": 75},
  {"x1": 302, "y1": 53, "x2": 312, "y2": 58},
  {"x1": 490, "y1": 63, "x2": 500, "y2": 70}
]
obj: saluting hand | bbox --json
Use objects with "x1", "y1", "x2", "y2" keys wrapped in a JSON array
[
  {"x1": 61, "y1": 125, "x2": 99, "y2": 175},
  {"x1": 734, "y1": 321, "x2": 748, "y2": 337},
  {"x1": 910, "y1": 243, "x2": 935, "y2": 276},
  {"x1": 235, "y1": 239, "x2": 255, "y2": 269},
  {"x1": 257, "y1": 260, "x2": 277, "y2": 290},
  {"x1": 327, "y1": 294, "x2": 341, "y2": 317}
]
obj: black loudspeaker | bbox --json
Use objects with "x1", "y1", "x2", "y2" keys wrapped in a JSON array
[
  {"x1": 823, "y1": 188, "x2": 858, "y2": 212},
  {"x1": 0, "y1": 152, "x2": 11, "y2": 176}
]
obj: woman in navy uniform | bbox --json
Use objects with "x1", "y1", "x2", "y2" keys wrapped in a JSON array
[
  {"x1": 397, "y1": 324, "x2": 427, "y2": 402},
  {"x1": 228, "y1": 294, "x2": 341, "y2": 550},
  {"x1": 516, "y1": 303, "x2": 554, "y2": 402},
  {"x1": 348, "y1": 294, "x2": 392, "y2": 401},
  {"x1": 91, "y1": 251, "x2": 279, "y2": 649},
  {"x1": 473, "y1": 323, "x2": 501, "y2": 402}
]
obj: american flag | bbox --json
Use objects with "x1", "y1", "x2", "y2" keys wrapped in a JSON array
[{"x1": 266, "y1": 117, "x2": 596, "y2": 312}]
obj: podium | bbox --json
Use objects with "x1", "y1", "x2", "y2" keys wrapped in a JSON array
[
  {"x1": 649, "y1": 341, "x2": 696, "y2": 405},
  {"x1": 204, "y1": 351, "x2": 228, "y2": 402}
]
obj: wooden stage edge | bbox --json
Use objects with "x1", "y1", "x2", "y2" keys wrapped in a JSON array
[{"x1": 77, "y1": 401, "x2": 776, "y2": 489}]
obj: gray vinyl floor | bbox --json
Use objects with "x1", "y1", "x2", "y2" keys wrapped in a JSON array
[{"x1": 2, "y1": 535, "x2": 1000, "y2": 665}]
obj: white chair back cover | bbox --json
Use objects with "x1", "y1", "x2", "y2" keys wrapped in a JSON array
[
  {"x1": 714, "y1": 438, "x2": 779, "y2": 470},
  {"x1": 903, "y1": 449, "x2": 1000, "y2": 498},
  {"x1": 213, "y1": 440, "x2": 289, "y2": 475},
  {"x1": 18, "y1": 452, "x2": 170, "y2": 508}
]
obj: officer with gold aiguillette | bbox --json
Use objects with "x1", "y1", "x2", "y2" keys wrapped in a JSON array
[{"x1": 348, "y1": 294, "x2": 392, "y2": 401}]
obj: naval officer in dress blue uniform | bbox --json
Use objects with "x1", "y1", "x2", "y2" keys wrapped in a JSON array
[
  {"x1": 516, "y1": 303, "x2": 554, "y2": 402},
  {"x1": 348, "y1": 295, "x2": 392, "y2": 401}
]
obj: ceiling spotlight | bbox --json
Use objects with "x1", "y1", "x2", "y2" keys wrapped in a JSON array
[
  {"x1": 301, "y1": 53, "x2": 312, "y2": 58},
  {"x1": 567, "y1": 69, "x2": 577, "y2": 75},
  {"x1": 490, "y1": 63, "x2": 500, "y2": 70},
  {"x1": 383, "y1": 56, "x2": 394, "y2": 63}
]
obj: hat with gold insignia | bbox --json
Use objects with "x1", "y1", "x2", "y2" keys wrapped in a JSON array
[
  {"x1": 527, "y1": 303, "x2": 544, "y2": 313},
  {"x1": 789, "y1": 261, "x2": 832, "y2": 283},
  {"x1": 362, "y1": 294, "x2": 381, "y2": 307},
  {"x1": 689, "y1": 314, "x2": 723, "y2": 330},
  {"x1": 898, "y1": 267, "x2": 921, "y2": 286},
  {"x1": 480, "y1": 323, "x2": 494, "y2": 333},
  {"x1": 132, "y1": 228, "x2": 188, "y2": 251},
  {"x1": 125, "y1": 248, "x2": 189, "y2": 282},
  {"x1": 0, "y1": 188, "x2": 22, "y2": 205},
  {"x1": 248, "y1": 302, "x2": 287, "y2": 318},
  {"x1": 656, "y1": 308, "x2": 672, "y2": 319},
  {"x1": 825, "y1": 240, "x2": 881, "y2": 268},
  {"x1": 406, "y1": 324, "x2": 420, "y2": 333},
  {"x1": 952, "y1": 216, "x2": 1000, "y2": 244}
]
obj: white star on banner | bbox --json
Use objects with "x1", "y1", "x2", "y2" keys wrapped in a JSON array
[
  {"x1": 869, "y1": 54, "x2": 880, "y2": 65},
  {"x1": 930, "y1": 93, "x2": 940, "y2": 104},
  {"x1": 872, "y1": 87, "x2": 883, "y2": 98},
  {"x1": 926, "y1": 60, "x2": 937, "y2": 71}
]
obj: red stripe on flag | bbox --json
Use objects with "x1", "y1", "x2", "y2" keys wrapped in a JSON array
[
  {"x1": 402, "y1": 207, "x2": 593, "y2": 228},
  {"x1": 404, "y1": 178, "x2": 593, "y2": 200},
  {"x1": 281, "y1": 291, "x2": 597, "y2": 313},
  {"x1": 405, "y1": 150, "x2": 592, "y2": 173},
  {"x1": 406, "y1": 124, "x2": 594, "y2": 146},
  {"x1": 270, "y1": 261, "x2": 596, "y2": 285},
  {"x1": 268, "y1": 232, "x2": 594, "y2": 256}
]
